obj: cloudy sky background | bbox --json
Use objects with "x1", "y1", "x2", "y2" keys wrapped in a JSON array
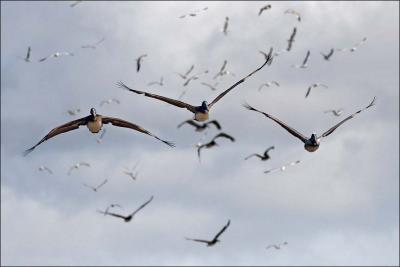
[{"x1": 1, "y1": 1, "x2": 399, "y2": 265}]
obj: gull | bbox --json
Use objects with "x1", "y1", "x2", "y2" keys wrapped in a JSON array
[
  {"x1": 284, "y1": 9, "x2": 301, "y2": 22},
  {"x1": 147, "y1": 77, "x2": 164, "y2": 86},
  {"x1": 68, "y1": 162, "x2": 90, "y2": 176},
  {"x1": 18, "y1": 46, "x2": 31, "y2": 62},
  {"x1": 321, "y1": 48, "x2": 334, "y2": 61},
  {"x1": 24, "y1": 108, "x2": 174, "y2": 155},
  {"x1": 83, "y1": 178, "x2": 108, "y2": 192},
  {"x1": 222, "y1": 17, "x2": 229, "y2": 35},
  {"x1": 96, "y1": 128, "x2": 107, "y2": 143},
  {"x1": 258, "y1": 81, "x2": 280, "y2": 91},
  {"x1": 337, "y1": 37, "x2": 367, "y2": 52},
  {"x1": 67, "y1": 108, "x2": 81, "y2": 116},
  {"x1": 243, "y1": 97, "x2": 376, "y2": 152},
  {"x1": 118, "y1": 56, "x2": 272, "y2": 122},
  {"x1": 123, "y1": 162, "x2": 140, "y2": 180},
  {"x1": 38, "y1": 165, "x2": 53, "y2": 174},
  {"x1": 265, "y1": 160, "x2": 301, "y2": 174},
  {"x1": 258, "y1": 4, "x2": 272, "y2": 16},
  {"x1": 183, "y1": 72, "x2": 205, "y2": 87},
  {"x1": 177, "y1": 120, "x2": 221, "y2": 132},
  {"x1": 286, "y1": 27, "x2": 297, "y2": 51},
  {"x1": 266, "y1": 242, "x2": 288, "y2": 250},
  {"x1": 100, "y1": 98, "x2": 120, "y2": 106},
  {"x1": 98, "y1": 196, "x2": 154, "y2": 222},
  {"x1": 245, "y1": 146, "x2": 275, "y2": 161},
  {"x1": 185, "y1": 220, "x2": 231, "y2": 247},
  {"x1": 213, "y1": 60, "x2": 235, "y2": 80},
  {"x1": 197, "y1": 133, "x2": 235, "y2": 161},
  {"x1": 39, "y1": 52, "x2": 74, "y2": 62},
  {"x1": 305, "y1": 83, "x2": 328, "y2": 98},
  {"x1": 200, "y1": 82, "x2": 219, "y2": 91},
  {"x1": 81, "y1": 37, "x2": 105, "y2": 49},
  {"x1": 324, "y1": 109, "x2": 344, "y2": 117},
  {"x1": 135, "y1": 54, "x2": 147, "y2": 72},
  {"x1": 291, "y1": 50, "x2": 310, "y2": 68},
  {"x1": 70, "y1": 1, "x2": 83, "y2": 7},
  {"x1": 176, "y1": 64, "x2": 195, "y2": 80}
]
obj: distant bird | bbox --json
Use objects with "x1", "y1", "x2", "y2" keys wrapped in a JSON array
[
  {"x1": 70, "y1": 0, "x2": 83, "y2": 7},
  {"x1": 81, "y1": 37, "x2": 105, "y2": 49},
  {"x1": 324, "y1": 109, "x2": 344, "y2": 117},
  {"x1": 83, "y1": 178, "x2": 108, "y2": 192},
  {"x1": 244, "y1": 97, "x2": 376, "y2": 152},
  {"x1": 286, "y1": 27, "x2": 297, "y2": 51},
  {"x1": 67, "y1": 108, "x2": 81, "y2": 116},
  {"x1": 96, "y1": 128, "x2": 107, "y2": 143},
  {"x1": 68, "y1": 162, "x2": 90, "y2": 176},
  {"x1": 197, "y1": 133, "x2": 235, "y2": 161},
  {"x1": 213, "y1": 60, "x2": 234, "y2": 80},
  {"x1": 24, "y1": 108, "x2": 174, "y2": 155},
  {"x1": 259, "y1": 47, "x2": 274, "y2": 62},
  {"x1": 123, "y1": 162, "x2": 140, "y2": 180},
  {"x1": 305, "y1": 83, "x2": 328, "y2": 98},
  {"x1": 38, "y1": 165, "x2": 53, "y2": 174},
  {"x1": 179, "y1": 7, "x2": 208, "y2": 18},
  {"x1": 265, "y1": 161, "x2": 300, "y2": 174},
  {"x1": 185, "y1": 220, "x2": 231, "y2": 247},
  {"x1": 266, "y1": 242, "x2": 288, "y2": 250},
  {"x1": 39, "y1": 52, "x2": 74, "y2": 62},
  {"x1": 118, "y1": 56, "x2": 272, "y2": 122},
  {"x1": 177, "y1": 120, "x2": 221, "y2": 132},
  {"x1": 18, "y1": 46, "x2": 31, "y2": 62},
  {"x1": 200, "y1": 82, "x2": 219, "y2": 91},
  {"x1": 222, "y1": 17, "x2": 229, "y2": 35},
  {"x1": 100, "y1": 98, "x2": 120, "y2": 106},
  {"x1": 98, "y1": 196, "x2": 154, "y2": 222},
  {"x1": 183, "y1": 70, "x2": 208, "y2": 87},
  {"x1": 337, "y1": 37, "x2": 367, "y2": 52},
  {"x1": 147, "y1": 77, "x2": 164, "y2": 86},
  {"x1": 258, "y1": 81, "x2": 280, "y2": 91},
  {"x1": 135, "y1": 54, "x2": 147, "y2": 72},
  {"x1": 258, "y1": 4, "x2": 272, "y2": 16},
  {"x1": 284, "y1": 9, "x2": 301, "y2": 22},
  {"x1": 321, "y1": 48, "x2": 334, "y2": 61},
  {"x1": 291, "y1": 50, "x2": 310, "y2": 68},
  {"x1": 245, "y1": 146, "x2": 275, "y2": 161},
  {"x1": 103, "y1": 203, "x2": 122, "y2": 215},
  {"x1": 176, "y1": 65, "x2": 195, "y2": 80}
]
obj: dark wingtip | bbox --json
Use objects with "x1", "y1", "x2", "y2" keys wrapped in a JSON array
[
  {"x1": 23, "y1": 147, "x2": 34, "y2": 157},
  {"x1": 243, "y1": 102, "x2": 255, "y2": 111},
  {"x1": 163, "y1": 140, "x2": 175, "y2": 147}
]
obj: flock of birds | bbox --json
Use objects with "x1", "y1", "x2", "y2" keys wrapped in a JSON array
[{"x1": 23, "y1": 2, "x2": 377, "y2": 252}]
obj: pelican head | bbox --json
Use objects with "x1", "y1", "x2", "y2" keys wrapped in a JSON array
[
  {"x1": 310, "y1": 133, "x2": 317, "y2": 141},
  {"x1": 90, "y1": 108, "x2": 97, "y2": 117},
  {"x1": 201, "y1": 101, "x2": 209, "y2": 111}
]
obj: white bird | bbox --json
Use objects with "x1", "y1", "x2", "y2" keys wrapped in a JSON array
[
  {"x1": 264, "y1": 160, "x2": 300, "y2": 174},
  {"x1": 147, "y1": 77, "x2": 164, "y2": 86},
  {"x1": 83, "y1": 178, "x2": 108, "y2": 192},
  {"x1": 123, "y1": 162, "x2": 140, "y2": 180},
  {"x1": 324, "y1": 109, "x2": 344, "y2": 117},
  {"x1": 337, "y1": 37, "x2": 367, "y2": 52},
  {"x1": 100, "y1": 98, "x2": 120, "y2": 106},
  {"x1": 96, "y1": 128, "x2": 107, "y2": 143},
  {"x1": 68, "y1": 162, "x2": 90, "y2": 176},
  {"x1": 38, "y1": 165, "x2": 53, "y2": 175},
  {"x1": 266, "y1": 242, "x2": 288, "y2": 250},
  {"x1": 67, "y1": 108, "x2": 81, "y2": 116},
  {"x1": 291, "y1": 50, "x2": 310, "y2": 68},
  {"x1": 284, "y1": 9, "x2": 301, "y2": 22},
  {"x1": 222, "y1": 17, "x2": 229, "y2": 35},
  {"x1": 258, "y1": 81, "x2": 280, "y2": 91},
  {"x1": 39, "y1": 52, "x2": 74, "y2": 62},
  {"x1": 305, "y1": 83, "x2": 328, "y2": 98},
  {"x1": 81, "y1": 37, "x2": 105, "y2": 49}
]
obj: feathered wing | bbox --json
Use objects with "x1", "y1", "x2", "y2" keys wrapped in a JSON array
[
  {"x1": 117, "y1": 81, "x2": 197, "y2": 113},
  {"x1": 319, "y1": 97, "x2": 376, "y2": 139},
  {"x1": 177, "y1": 120, "x2": 201, "y2": 129},
  {"x1": 287, "y1": 27, "x2": 297, "y2": 51},
  {"x1": 302, "y1": 50, "x2": 310, "y2": 65},
  {"x1": 245, "y1": 154, "x2": 263, "y2": 160},
  {"x1": 103, "y1": 211, "x2": 128, "y2": 220},
  {"x1": 185, "y1": 238, "x2": 210, "y2": 244},
  {"x1": 213, "y1": 220, "x2": 231, "y2": 241},
  {"x1": 305, "y1": 86, "x2": 312, "y2": 98},
  {"x1": 185, "y1": 65, "x2": 195, "y2": 76},
  {"x1": 95, "y1": 179, "x2": 108, "y2": 190},
  {"x1": 130, "y1": 196, "x2": 154, "y2": 217},
  {"x1": 327, "y1": 48, "x2": 334, "y2": 58},
  {"x1": 208, "y1": 57, "x2": 272, "y2": 109},
  {"x1": 206, "y1": 120, "x2": 221, "y2": 130},
  {"x1": 243, "y1": 103, "x2": 308, "y2": 143},
  {"x1": 265, "y1": 146, "x2": 275, "y2": 154},
  {"x1": 101, "y1": 115, "x2": 175, "y2": 147},
  {"x1": 24, "y1": 116, "x2": 90, "y2": 156},
  {"x1": 212, "y1": 132, "x2": 235, "y2": 142},
  {"x1": 26, "y1": 47, "x2": 31, "y2": 60}
]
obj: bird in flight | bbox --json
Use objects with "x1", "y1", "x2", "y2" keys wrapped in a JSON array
[
  {"x1": 98, "y1": 196, "x2": 154, "y2": 222},
  {"x1": 135, "y1": 54, "x2": 148, "y2": 72},
  {"x1": 213, "y1": 60, "x2": 235, "y2": 80},
  {"x1": 177, "y1": 120, "x2": 221, "y2": 132},
  {"x1": 222, "y1": 17, "x2": 229, "y2": 35},
  {"x1": 324, "y1": 109, "x2": 344, "y2": 117},
  {"x1": 286, "y1": 27, "x2": 297, "y2": 51},
  {"x1": 197, "y1": 132, "x2": 235, "y2": 161},
  {"x1": 67, "y1": 108, "x2": 81, "y2": 116},
  {"x1": 243, "y1": 97, "x2": 376, "y2": 152},
  {"x1": 258, "y1": 4, "x2": 272, "y2": 16},
  {"x1": 185, "y1": 219, "x2": 231, "y2": 247},
  {"x1": 100, "y1": 98, "x2": 120, "y2": 107},
  {"x1": 305, "y1": 83, "x2": 328, "y2": 98},
  {"x1": 183, "y1": 70, "x2": 208, "y2": 87},
  {"x1": 265, "y1": 160, "x2": 300, "y2": 174},
  {"x1": 259, "y1": 47, "x2": 274, "y2": 63},
  {"x1": 123, "y1": 162, "x2": 140, "y2": 180},
  {"x1": 291, "y1": 50, "x2": 310, "y2": 68},
  {"x1": 320, "y1": 48, "x2": 334, "y2": 61},
  {"x1": 18, "y1": 46, "x2": 31, "y2": 62},
  {"x1": 118, "y1": 56, "x2": 272, "y2": 122},
  {"x1": 179, "y1": 7, "x2": 208, "y2": 18},
  {"x1": 68, "y1": 162, "x2": 90, "y2": 176},
  {"x1": 147, "y1": 77, "x2": 164, "y2": 86},
  {"x1": 266, "y1": 242, "x2": 288, "y2": 250},
  {"x1": 258, "y1": 81, "x2": 280, "y2": 92},
  {"x1": 83, "y1": 178, "x2": 108, "y2": 192},
  {"x1": 245, "y1": 146, "x2": 275, "y2": 161},
  {"x1": 284, "y1": 9, "x2": 301, "y2": 22},
  {"x1": 337, "y1": 37, "x2": 367, "y2": 52},
  {"x1": 81, "y1": 37, "x2": 105, "y2": 49},
  {"x1": 24, "y1": 108, "x2": 174, "y2": 155},
  {"x1": 39, "y1": 52, "x2": 74, "y2": 62},
  {"x1": 200, "y1": 82, "x2": 219, "y2": 91},
  {"x1": 38, "y1": 165, "x2": 53, "y2": 174},
  {"x1": 176, "y1": 65, "x2": 195, "y2": 80}
]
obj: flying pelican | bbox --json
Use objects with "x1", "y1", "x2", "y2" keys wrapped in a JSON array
[
  {"x1": 265, "y1": 160, "x2": 300, "y2": 174},
  {"x1": 177, "y1": 120, "x2": 221, "y2": 132},
  {"x1": 197, "y1": 133, "x2": 235, "y2": 161},
  {"x1": 185, "y1": 220, "x2": 231, "y2": 247},
  {"x1": 258, "y1": 81, "x2": 280, "y2": 91},
  {"x1": 337, "y1": 37, "x2": 367, "y2": 52},
  {"x1": 39, "y1": 52, "x2": 74, "y2": 62},
  {"x1": 83, "y1": 178, "x2": 108, "y2": 192},
  {"x1": 243, "y1": 97, "x2": 376, "y2": 152},
  {"x1": 258, "y1": 4, "x2": 272, "y2": 16},
  {"x1": 305, "y1": 83, "x2": 328, "y2": 98},
  {"x1": 284, "y1": 9, "x2": 301, "y2": 22},
  {"x1": 98, "y1": 196, "x2": 154, "y2": 222},
  {"x1": 81, "y1": 37, "x2": 105, "y2": 49},
  {"x1": 135, "y1": 54, "x2": 148, "y2": 72},
  {"x1": 38, "y1": 165, "x2": 53, "y2": 174},
  {"x1": 245, "y1": 146, "x2": 275, "y2": 161},
  {"x1": 321, "y1": 48, "x2": 334, "y2": 61},
  {"x1": 286, "y1": 27, "x2": 297, "y2": 51},
  {"x1": 68, "y1": 162, "x2": 90, "y2": 176},
  {"x1": 118, "y1": 56, "x2": 272, "y2": 122},
  {"x1": 291, "y1": 50, "x2": 310, "y2": 68}
]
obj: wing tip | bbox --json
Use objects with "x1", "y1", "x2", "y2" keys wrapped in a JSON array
[{"x1": 23, "y1": 147, "x2": 34, "y2": 156}]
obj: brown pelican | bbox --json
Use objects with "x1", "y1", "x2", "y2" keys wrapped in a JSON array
[
  {"x1": 185, "y1": 220, "x2": 231, "y2": 247},
  {"x1": 258, "y1": 4, "x2": 272, "y2": 16},
  {"x1": 176, "y1": 65, "x2": 194, "y2": 80},
  {"x1": 321, "y1": 48, "x2": 334, "y2": 61},
  {"x1": 200, "y1": 82, "x2": 219, "y2": 91},
  {"x1": 24, "y1": 108, "x2": 174, "y2": 155},
  {"x1": 324, "y1": 109, "x2": 344, "y2": 117},
  {"x1": 68, "y1": 162, "x2": 90, "y2": 176},
  {"x1": 118, "y1": 56, "x2": 272, "y2": 122},
  {"x1": 266, "y1": 242, "x2": 288, "y2": 250},
  {"x1": 305, "y1": 83, "x2": 328, "y2": 98},
  {"x1": 147, "y1": 77, "x2": 164, "y2": 86},
  {"x1": 286, "y1": 27, "x2": 297, "y2": 51},
  {"x1": 135, "y1": 54, "x2": 147, "y2": 72},
  {"x1": 337, "y1": 37, "x2": 367, "y2": 52},
  {"x1": 265, "y1": 160, "x2": 300, "y2": 174},
  {"x1": 83, "y1": 178, "x2": 108, "y2": 192},
  {"x1": 38, "y1": 165, "x2": 53, "y2": 174},
  {"x1": 81, "y1": 37, "x2": 105, "y2": 49},
  {"x1": 39, "y1": 52, "x2": 74, "y2": 62},
  {"x1": 243, "y1": 97, "x2": 376, "y2": 152},
  {"x1": 222, "y1": 17, "x2": 229, "y2": 35},
  {"x1": 284, "y1": 9, "x2": 301, "y2": 22},
  {"x1": 100, "y1": 98, "x2": 120, "y2": 107},
  {"x1": 177, "y1": 120, "x2": 221, "y2": 132},
  {"x1": 291, "y1": 50, "x2": 310, "y2": 68},
  {"x1": 197, "y1": 133, "x2": 235, "y2": 161},
  {"x1": 245, "y1": 146, "x2": 274, "y2": 161},
  {"x1": 98, "y1": 196, "x2": 154, "y2": 222},
  {"x1": 258, "y1": 81, "x2": 280, "y2": 91}
]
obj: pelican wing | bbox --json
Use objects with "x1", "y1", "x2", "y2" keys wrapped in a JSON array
[
  {"x1": 245, "y1": 154, "x2": 263, "y2": 160},
  {"x1": 130, "y1": 196, "x2": 154, "y2": 217},
  {"x1": 319, "y1": 97, "x2": 376, "y2": 139},
  {"x1": 117, "y1": 81, "x2": 197, "y2": 113},
  {"x1": 101, "y1": 115, "x2": 175, "y2": 147},
  {"x1": 177, "y1": 120, "x2": 201, "y2": 129},
  {"x1": 213, "y1": 220, "x2": 231, "y2": 241},
  {"x1": 205, "y1": 120, "x2": 221, "y2": 130},
  {"x1": 244, "y1": 103, "x2": 308, "y2": 143},
  {"x1": 212, "y1": 132, "x2": 235, "y2": 142},
  {"x1": 185, "y1": 238, "x2": 210, "y2": 244},
  {"x1": 104, "y1": 211, "x2": 128, "y2": 220}
]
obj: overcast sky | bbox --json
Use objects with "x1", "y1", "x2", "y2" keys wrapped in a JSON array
[{"x1": 1, "y1": 1, "x2": 399, "y2": 266}]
